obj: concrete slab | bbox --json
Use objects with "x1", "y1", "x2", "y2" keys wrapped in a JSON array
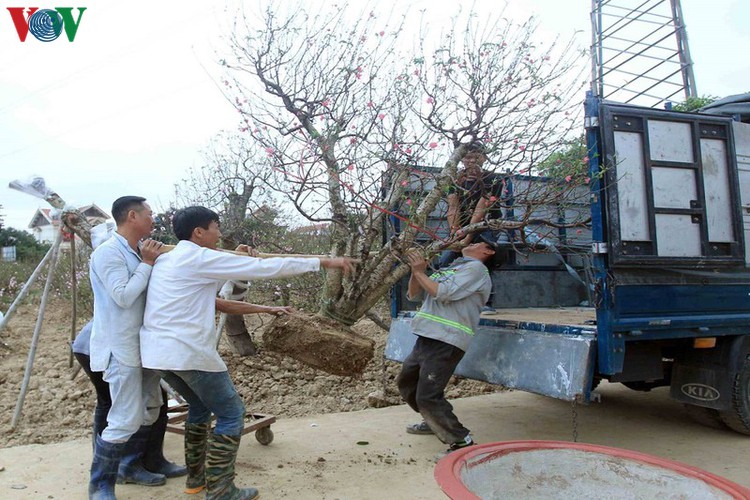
[{"x1": 0, "y1": 382, "x2": 748, "y2": 499}]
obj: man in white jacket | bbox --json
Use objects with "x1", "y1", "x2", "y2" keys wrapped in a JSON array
[
  {"x1": 88, "y1": 196, "x2": 168, "y2": 499},
  {"x1": 140, "y1": 206, "x2": 355, "y2": 500}
]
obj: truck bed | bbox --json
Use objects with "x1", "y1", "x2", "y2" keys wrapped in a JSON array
[{"x1": 481, "y1": 307, "x2": 596, "y2": 329}]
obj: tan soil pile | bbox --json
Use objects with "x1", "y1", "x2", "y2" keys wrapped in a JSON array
[{"x1": 0, "y1": 298, "x2": 505, "y2": 449}]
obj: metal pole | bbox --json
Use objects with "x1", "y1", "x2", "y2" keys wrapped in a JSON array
[
  {"x1": 11, "y1": 230, "x2": 63, "y2": 430},
  {"x1": 0, "y1": 242, "x2": 57, "y2": 333},
  {"x1": 68, "y1": 235, "x2": 77, "y2": 368},
  {"x1": 215, "y1": 313, "x2": 227, "y2": 348},
  {"x1": 670, "y1": 0, "x2": 697, "y2": 99}
]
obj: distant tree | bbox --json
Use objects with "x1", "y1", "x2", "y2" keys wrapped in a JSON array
[
  {"x1": 150, "y1": 209, "x2": 178, "y2": 245},
  {"x1": 671, "y1": 95, "x2": 718, "y2": 112},
  {"x1": 0, "y1": 227, "x2": 50, "y2": 261},
  {"x1": 0, "y1": 204, "x2": 4, "y2": 230},
  {"x1": 536, "y1": 136, "x2": 589, "y2": 179}
]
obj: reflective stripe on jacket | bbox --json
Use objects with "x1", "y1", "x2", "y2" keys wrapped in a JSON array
[{"x1": 408, "y1": 257, "x2": 491, "y2": 352}]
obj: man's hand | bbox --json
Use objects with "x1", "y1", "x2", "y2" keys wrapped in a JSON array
[
  {"x1": 234, "y1": 244, "x2": 259, "y2": 257},
  {"x1": 267, "y1": 306, "x2": 293, "y2": 316},
  {"x1": 140, "y1": 239, "x2": 163, "y2": 266},
  {"x1": 405, "y1": 249, "x2": 428, "y2": 273},
  {"x1": 319, "y1": 257, "x2": 358, "y2": 274}
]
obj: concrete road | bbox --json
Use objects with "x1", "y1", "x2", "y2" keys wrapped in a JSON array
[{"x1": 1, "y1": 382, "x2": 749, "y2": 499}]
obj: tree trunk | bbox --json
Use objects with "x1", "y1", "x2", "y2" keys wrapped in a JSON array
[
  {"x1": 221, "y1": 282, "x2": 258, "y2": 356},
  {"x1": 224, "y1": 313, "x2": 258, "y2": 356}
]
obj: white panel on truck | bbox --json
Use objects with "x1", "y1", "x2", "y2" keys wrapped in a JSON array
[
  {"x1": 614, "y1": 131, "x2": 650, "y2": 241},
  {"x1": 652, "y1": 167, "x2": 696, "y2": 209},
  {"x1": 701, "y1": 138, "x2": 734, "y2": 243},
  {"x1": 648, "y1": 120, "x2": 694, "y2": 163},
  {"x1": 732, "y1": 121, "x2": 750, "y2": 264},
  {"x1": 655, "y1": 214, "x2": 702, "y2": 256}
]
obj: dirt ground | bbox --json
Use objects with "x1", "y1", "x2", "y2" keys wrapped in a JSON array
[{"x1": 0, "y1": 298, "x2": 500, "y2": 448}]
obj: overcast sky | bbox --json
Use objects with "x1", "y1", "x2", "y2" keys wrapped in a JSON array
[{"x1": 1, "y1": 0, "x2": 747, "y2": 231}]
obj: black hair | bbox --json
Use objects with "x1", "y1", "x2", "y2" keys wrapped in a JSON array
[
  {"x1": 111, "y1": 196, "x2": 147, "y2": 225},
  {"x1": 172, "y1": 206, "x2": 220, "y2": 241}
]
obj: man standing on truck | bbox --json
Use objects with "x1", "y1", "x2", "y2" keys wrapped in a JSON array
[
  {"x1": 397, "y1": 240, "x2": 496, "y2": 454},
  {"x1": 439, "y1": 141, "x2": 508, "y2": 312}
]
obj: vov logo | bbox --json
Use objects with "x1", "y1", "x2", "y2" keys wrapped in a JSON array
[{"x1": 7, "y1": 7, "x2": 86, "y2": 42}]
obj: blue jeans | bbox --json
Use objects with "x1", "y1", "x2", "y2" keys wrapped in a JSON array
[{"x1": 159, "y1": 369, "x2": 245, "y2": 436}]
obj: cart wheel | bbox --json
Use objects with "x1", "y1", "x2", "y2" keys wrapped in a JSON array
[{"x1": 255, "y1": 426, "x2": 274, "y2": 445}]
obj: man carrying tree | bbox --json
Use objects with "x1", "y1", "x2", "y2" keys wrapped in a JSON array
[
  {"x1": 139, "y1": 206, "x2": 356, "y2": 500},
  {"x1": 397, "y1": 239, "x2": 496, "y2": 455},
  {"x1": 87, "y1": 196, "x2": 169, "y2": 499}
]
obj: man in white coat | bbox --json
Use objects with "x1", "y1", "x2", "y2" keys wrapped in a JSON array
[{"x1": 140, "y1": 206, "x2": 355, "y2": 500}]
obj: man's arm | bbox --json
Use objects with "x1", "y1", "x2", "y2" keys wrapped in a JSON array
[
  {"x1": 460, "y1": 191, "x2": 490, "y2": 245},
  {"x1": 446, "y1": 193, "x2": 460, "y2": 237},
  {"x1": 91, "y1": 246, "x2": 152, "y2": 309},
  {"x1": 405, "y1": 250, "x2": 438, "y2": 298},
  {"x1": 194, "y1": 252, "x2": 356, "y2": 282},
  {"x1": 215, "y1": 298, "x2": 292, "y2": 316}
]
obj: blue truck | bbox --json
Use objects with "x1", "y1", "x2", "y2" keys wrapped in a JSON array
[{"x1": 385, "y1": 92, "x2": 750, "y2": 434}]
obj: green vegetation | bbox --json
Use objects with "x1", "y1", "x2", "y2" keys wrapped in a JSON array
[
  {"x1": 536, "y1": 136, "x2": 591, "y2": 180},
  {"x1": 0, "y1": 227, "x2": 50, "y2": 262},
  {"x1": 671, "y1": 95, "x2": 718, "y2": 112}
]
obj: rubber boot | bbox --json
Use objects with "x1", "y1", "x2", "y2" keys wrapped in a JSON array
[
  {"x1": 205, "y1": 433, "x2": 259, "y2": 500},
  {"x1": 142, "y1": 400, "x2": 187, "y2": 478},
  {"x1": 91, "y1": 405, "x2": 108, "y2": 452},
  {"x1": 116, "y1": 426, "x2": 166, "y2": 486},
  {"x1": 184, "y1": 422, "x2": 210, "y2": 494},
  {"x1": 89, "y1": 434, "x2": 125, "y2": 500}
]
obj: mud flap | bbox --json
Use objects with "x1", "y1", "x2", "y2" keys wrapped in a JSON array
[
  {"x1": 670, "y1": 335, "x2": 750, "y2": 410},
  {"x1": 669, "y1": 364, "x2": 732, "y2": 410}
]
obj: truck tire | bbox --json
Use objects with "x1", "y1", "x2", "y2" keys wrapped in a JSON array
[{"x1": 718, "y1": 358, "x2": 750, "y2": 435}]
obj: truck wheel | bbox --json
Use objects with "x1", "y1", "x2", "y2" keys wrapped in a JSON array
[{"x1": 718, "y1": 358, "x2": 750, "y2": 435}]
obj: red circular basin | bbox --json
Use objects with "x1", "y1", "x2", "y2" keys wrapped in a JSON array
[{"x1": 435, "y1": 440, "x2": 750, "y2": 499}]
